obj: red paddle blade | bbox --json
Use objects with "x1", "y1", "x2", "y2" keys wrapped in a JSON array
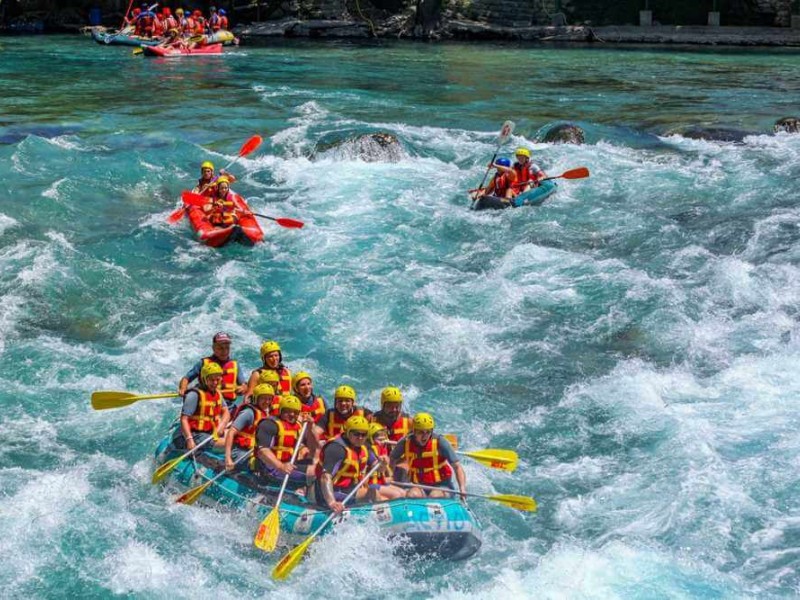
[
  {"x1": 167, "y1": 206, "x2": 186, "y2": 223},
  {"x1": 561, "y1": 167, "x2": 590, "y2": 179},
  {"x1": 181, "y1": 190, "x2": 208, "y2": 207},
  {"x1": 238, "y1": 135, "x2": 262, "y2": 158},
  {"x1": 275, "y1": 218, "x2": 304, "y2": 229}
]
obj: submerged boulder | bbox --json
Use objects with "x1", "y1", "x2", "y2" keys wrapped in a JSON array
[
  {"x1": 774, "y1": 116, "x2": 800, "y2": 134},
  {"x1": 542, "y1": 123, "x2": 585, "y2": 145},
  {"x1": 668, "y1": 126, "x2": 751, "y2": 143},
  {"x1": 313, "y1": 132, "x2": 407, "y2": 162}
]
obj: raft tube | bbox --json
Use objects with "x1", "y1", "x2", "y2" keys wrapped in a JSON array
[
  {"x1": 91, "y1": 28, "x2": 161, "y2": 46},
  {"x1": 153, "y1": 435, "x2": 482, "y2": 560},
  {"x1": 472, "y1": 179, "x2": 557, "y2": 211},
  {"x1": 186, "y1": 192, "x2": 264, "y2": 247},
  {"x1": 142, "y1": 43, "x2": 223, "y2": 58},
  {"x1": 205, "y1": 30, "x2": 238, "y2": 46}
]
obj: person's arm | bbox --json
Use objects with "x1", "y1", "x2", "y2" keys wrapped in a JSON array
[
  {"x1": 180, "y1": 415, "x2": 195, "y2": 450},
  {"x1": 242, "y1": 370, "x2": 259, "y2": 402},
  {"x1": 437, "y1": 436, "x2": 466, "y2": 497},
  {"x1": 179, "y1": 361, "x2": 202, "y2": 395},
  {"x1": 223, "y1": 426, "x2": 238, "y2": 469},
  {"x1": 453, "y1": 462, "x2": 467, "y2": 499},
  {"x1": 216, "y1": 404, "x2": 231, "y2": 439},
  {"x1": 319, "y1": 443, "x2": 346, "y2": 513}
]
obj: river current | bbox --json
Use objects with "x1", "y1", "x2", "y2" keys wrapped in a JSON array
[{"x1": 2, "y1": 35, "x2": 800, "y2": 598}]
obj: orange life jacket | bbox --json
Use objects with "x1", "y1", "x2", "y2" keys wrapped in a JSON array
[
  {"x1": 489, "y1": 172, "x2": 513, "y2": 197},
  {"x1": 208, "y1": 192, "x2": 238, "y2": 226},
  {"x1": 186, "y1": 388, "x2": 223, "y2": 433},
  {"x1": 164, "y1": 15, "x2": 178, "y2": 30},
  {"x1": 513, "y1": 163, "x2": 539, "y2": 191},
  {"x1": 182, "y1": 16, "x2": 195, "y2": 34},
  {"x1": 322, "y1": 407, "x2": 365, "y2": 440},
  {"x1": 316, "y1": 436, "x2": 368, "y2": 489},
  {"x1": 152, "y1": 16, "x2": 165, "y2": 36},
  {"x1": 269, "y1": 418, "x2": 302, "y2": 462},
  {"x1": 219, "y1": 16, "x2": 229, "y2": 29},
  {"x1": 193, "y1": 17, "x2": 205, "y2": 35},
  {"x1": 403, "y1": 435, "x2": 453, "y2": 485},
  {"x1": 300, "y1": 394, "x2": 326, "y2": 423},
  {"x1": 372, "y1": 412, "x2": 412, "y2": 442},
  {"x1": 201, "y1": 357, "x2": 238, "y2": 402},
  {"x1": 209, "y1": 13, "x2": 221, "y2": 31},
  {"x1": 233, "y1": 405, "x2": 268, "y2": 449}
]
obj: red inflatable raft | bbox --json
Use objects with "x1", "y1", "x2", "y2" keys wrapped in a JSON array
[
  {"x1": 186, "y1": 193, "x2": 264, "y2": 247},
  {"x1": 142, "y1": 43, "x2": 223, "y2": 58}
]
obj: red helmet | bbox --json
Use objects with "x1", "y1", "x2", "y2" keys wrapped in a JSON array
[
  {"x1": 193, "y1": 10, "x2": 202, "y2": 17},
  {"x1": 162, "y1": 7, "x2": 171, "y2": 15},
  {"x1": 132, "y1": 7, "x2": 141, "y2": 15}
]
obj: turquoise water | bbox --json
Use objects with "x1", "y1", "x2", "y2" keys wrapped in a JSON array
[{"x1": 2, "y1": 34, "x2": 800, "y2": 597}]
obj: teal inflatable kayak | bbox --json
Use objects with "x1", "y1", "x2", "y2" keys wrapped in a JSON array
[
  {"x1": 153, "y1": 435, "x2": 482, "y2": 560},
  {"x1": 472, "y1": 179, "x2": 557, "y2": 210},
  {"x1": 91, "y1": 28, "x2": 161, "y2": 47}
]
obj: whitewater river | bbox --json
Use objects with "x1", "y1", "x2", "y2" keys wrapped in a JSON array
[{"x1": 2, "y1": 35, "x2": 800, "y2": 597}]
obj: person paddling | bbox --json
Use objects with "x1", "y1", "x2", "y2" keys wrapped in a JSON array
[
  {"x1": 367, "y1": 423, "x2": 405, "y2": 500},
  {"x1": 245, "y1": 341, "x2": 293, "y2": 400},
  {"x1": 202, "y1": 176, "x2": 239, "y2": 228},
  {"x1": 224, "y1": 383, "x2": 274, "y2": 471},
  {"x1": 315, "y1": 385, "x2": 368, "y2": 442},
  {"x1": 314, "y1": 416, "x2": 390, "y2": 512},
  {"x1": 178, "y1": 332, "x2": 246, "y2": 410},
  {"x1": 193, "y1": 161, "x2": 237, "y2": 197},
  {"x1": 290, "y1": 371, "x2": 327, "y2": 424},
  {"x1": 175, "y1": 362, "x2": 230, "y2": 451},
  {"x1": 474, "y1": 157, "x2": 516, "y2": 204},
  {"x1": 370, "y1": 386, "x2": 413, "y2": 442},
  {"x1": 390, "y1": 412, "x2": 467, "y2": 500},
  {"x1": 255, "y1": 395, "x2": 317, "y2": 488},
  {"x1": 511, "y1": 147, "x2": 546, "y2": 195}
]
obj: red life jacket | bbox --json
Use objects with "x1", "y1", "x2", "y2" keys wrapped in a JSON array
[
  {"x1": 152, "y1": 16, "x2": 165, "y2": 36},
  {"x1": 321, "y1": 407, "x2": 365, "y2": 440},
  {"x1": 164, "y1": 16, "x2": 178, "y2": 30},
  {"x1": 258, "y1": 366, "x2": 292, "y2": 394},
  {"x1": 219, "y1": 16, "x2": 229, "y2": 29},
  {"x1": 370, "y1": 442, "x2": 389, "y2": 485},
  {"x1": 316, "y1": 436, "x2": 368, "y2": 489},
  {"x1": 209, "y1": 14, "x2": 221, "y2": 31},
  {"x1": 186, "y1": 388, "x2": 223, "y2": 433},
  {"x1": 183, "y1": 16, "x2": 195, "y2": 34},
  {"x1": 201, "y1": 356, "x2": 239, "y2": 402},
  {"x1": 373, "y1": 411, "x2": 412, "y2": 442},
  {"x1": 269, "y1": 418, "x2": 302, "y2": 461},
  {"x1": 193, "y1": 17, "x2": 205, "y2": 35},
  {"x1": 403, "y1": 435, "x2": 453, "y2": 485},
  {"x1": 513, "y1": 163, "x2": 539, "y2": 191},
  {"x1": 300, "y1": 394, "x2": 326, "y2": 423}
]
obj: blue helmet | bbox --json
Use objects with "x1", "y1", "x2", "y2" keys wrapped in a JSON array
[
  {"x1": 218, "y1": 8, "x2": 226, "y2": 14},
  {"x1": 496, "y1": 157, "x2": 511, "y2": 167}
]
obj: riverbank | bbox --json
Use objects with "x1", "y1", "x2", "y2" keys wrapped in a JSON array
[{"x1": 237, "y1": 20, "x2": 800, "y2": 46}]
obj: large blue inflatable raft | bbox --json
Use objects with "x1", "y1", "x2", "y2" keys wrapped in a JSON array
[{"x1": 154, "y1": 435, "x2": 483, "y2": 560}]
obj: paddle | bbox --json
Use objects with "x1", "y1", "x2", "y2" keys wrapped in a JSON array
[
  {"x1": 272, "y1": 461, "x2": 382, "y2": 581},
  {"x1": 392, "y1": 481, "x2": 537, "y2": 512},
  {"x1": 175, "y1": 449, "x2": 253, "y2": 505},
  {"x1": 152, "y1": 435, "x2": 216, "y2": 484},
  {"x1": 456, "y1": 449, "x2": 518, "y2": 472},
  {"x1": 253, "y1": 422, "x2": 309, "y2": 552},
  {"x1": 470, "y1": 120, "x2": 515, "y2": 204},
  {"x1": 467, "y1": 167, "x2": 590, "y2": 194},
  {"x1": 179, "y1": 191, "x2": 305, "y2": 229},
  {"x1": 167, "y1": 135, "x2": 263, "y2": 223},
  {"x1": 91, "y1": 390, "x2": 180, "y2": 411}
]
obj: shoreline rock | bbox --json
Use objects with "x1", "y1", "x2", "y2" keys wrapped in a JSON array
[{"x1": 238, "y1": 21, "x2": 800, "y2": 46}]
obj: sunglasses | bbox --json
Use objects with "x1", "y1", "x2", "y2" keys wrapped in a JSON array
[{"x1": 349, "y1": 431, "x2": 367, "y2": 438}]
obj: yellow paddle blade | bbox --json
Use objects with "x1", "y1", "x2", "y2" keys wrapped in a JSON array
[
  {"x1": 91, "y1": 391, "x2": 179, "y2": 411},
  {"x1": 272, "y1": 535, "x2": 314, "y2": 580},
  {"x1": 132, "y1": 47, "x2": 143, "y2": 55},
  {"x1": 490, "y1": 494, "x2": 537, "y2": 512},
  {"x1": 151, "y1": 455, "x2": 184, "y2": 484},
  {"x1": 175, "y1": 479, "x2": 213, "y2": 505},
  {"x1": 460, "y1": 449, "x2": 518, "y2": 472},
  {"x1": 253, "y1": 508, "x2": 280, "y2": 552}
]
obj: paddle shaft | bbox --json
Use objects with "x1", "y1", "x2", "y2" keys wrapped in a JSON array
[
  {"x1": 393, "y1": 481, "x2": 473, "y2": 498},
  {"x1": 305, "y1": 461, "x2": 383, "y2": 542},
  {"x1": 471, "y1": 121, "x2": 515, "y2": 201},
  {"x1": 273, "y1": 422, "x2": 309, "y2": 507}
]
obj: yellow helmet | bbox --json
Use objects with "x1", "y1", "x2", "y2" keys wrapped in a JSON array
[
  {"x1": 412, "y1": 412, "x2": 435, "y2": 431},
  {"x1": 260, "y1": 340, "x2": 281, "y2": 360},
  {"x1": 215, "y1": 175, "x2": 231, "y2": 186},
  {"x1": 292, "y1": 371, "x2": 312, "y2": 391},
  {"x1": 380, "y1": 386, "x2": 403, "y2": 405},
  {"x1": 258, "y1": 370, "x2": 280, "y2": 385},
  {"x1": 252, "y1": 384, "x2": 275, "y2": 400},
  {"x1": 200, "y1": 161, "x2": 214, "y2": 170},
  {"x1": 334, "y1": 385, "x2": 357, "y2": 402},
  {"x1": 344, "y1": 415, "x2": 370, "y2": 434},
  {"x1": 200, "y1": 361, "x2": 223, "y2": 384},
  {"x1": 514, "y1": 147, "x2": 531, "y2": 158},
  {"x1": 368, "y1": 422, "x2": 387, "y2": 441},
  {"x1": 279, "y1": 395, "x2": 302, "y2": 412}
]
